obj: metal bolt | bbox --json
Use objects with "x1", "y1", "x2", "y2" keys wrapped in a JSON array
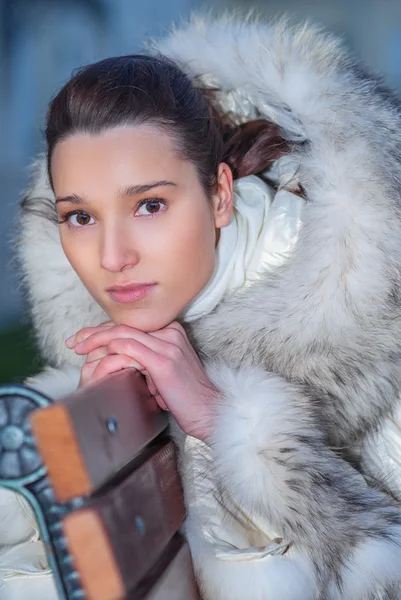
[
  {"x1": 135, "y1": 516, "x2": 145, "y2": 536},
  {"x1": 105, "y1": 416, "x2": 119, "y2": 435}
]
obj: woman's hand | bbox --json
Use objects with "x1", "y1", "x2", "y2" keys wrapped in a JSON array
[
  {"x1": 65, "y1": 320, "x2": 119, "y2": 389},
  {"x1": 65, "y1": 321, "x2": 219, "y2": 441}
]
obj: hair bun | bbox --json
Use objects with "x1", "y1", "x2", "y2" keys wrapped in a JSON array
[{"x1": 222, "y1": 119, "x2": 291, "y2": 179}]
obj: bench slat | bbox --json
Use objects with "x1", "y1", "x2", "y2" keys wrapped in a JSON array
[
  {"x1": 63, "y1": 440, "x2": 186, "y2": 599},
  {"x1": 30, "y1": 370, "x2": 169, "y2": 502}
]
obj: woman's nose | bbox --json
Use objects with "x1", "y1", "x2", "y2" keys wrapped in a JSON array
[{"x1": 100, "y1": 228, "x2": 140, "y2": 272}]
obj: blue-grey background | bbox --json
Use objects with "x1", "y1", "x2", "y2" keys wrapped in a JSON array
[{"x1": 1, "y1": 0, "x2": 401, "y2": 378}]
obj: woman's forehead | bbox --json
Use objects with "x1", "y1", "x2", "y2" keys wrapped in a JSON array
[
  {"x1": 52, "y1": 127, "x2": 192, "y2": 184},
  {"x1": 51, "y1": 127, "x2": 203, "y2": 205}
]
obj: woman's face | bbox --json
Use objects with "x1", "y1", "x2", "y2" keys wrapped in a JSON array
[{"x1": 51, "y1": 125, "x2": 233, "y2": 332}]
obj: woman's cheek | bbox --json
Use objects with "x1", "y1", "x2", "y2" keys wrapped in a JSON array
[{"x1": 61, "y1": 231, "x2": 99, "y2": 292}]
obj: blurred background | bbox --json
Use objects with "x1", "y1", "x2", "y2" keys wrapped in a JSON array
[{"x1": 1, "y1": 0, "x2": 401, "y2": 383}]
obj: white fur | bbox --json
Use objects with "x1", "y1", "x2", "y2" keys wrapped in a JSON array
[
  {"x1": 205, "y1": 363, "x2": 315, "y2": 526},
  {"x1": 24, "y1": 366, "x2": 80, "y2": 401},
  {"x1": 329, "y1": 534, "x2": 401, "y2": 600}
]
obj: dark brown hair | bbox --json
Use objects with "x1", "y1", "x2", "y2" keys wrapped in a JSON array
[{"x1": 46, "y1": 54, "x2": 290, "y2": 194}]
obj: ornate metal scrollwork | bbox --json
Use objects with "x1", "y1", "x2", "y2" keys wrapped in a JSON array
[
  {"x1": 0, "y1": 385, "x2": 86, "y2": 600},
  {"x1": 0, "y1": 388, "x2": 46, "y2": 483}
]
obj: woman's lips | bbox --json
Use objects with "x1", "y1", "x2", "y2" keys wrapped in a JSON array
[{"x1": 108, "y1": 284, "x2": 157, "y2": 304}]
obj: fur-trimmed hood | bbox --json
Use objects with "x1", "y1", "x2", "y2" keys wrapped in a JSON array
[
  {"x1": 18, "y1": 15, "x2": 354, "y2": 368},
  {"x1": 14, "y1": 16, "x2": 401, "y2": 600}
]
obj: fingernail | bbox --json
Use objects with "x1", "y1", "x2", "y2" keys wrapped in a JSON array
[
  {"x1": 75, "y1": 342, "x2": 84, "y2": 351},
  {"x1": 65, "y1": 336, "x2": 75, "y2": 348}
]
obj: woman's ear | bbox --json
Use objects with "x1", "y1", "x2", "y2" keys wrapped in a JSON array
[{"x1": 213, "y1": 162, "x2": 233, "y2": 228}]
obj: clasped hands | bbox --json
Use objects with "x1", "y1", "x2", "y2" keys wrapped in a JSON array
[{"x1": 65, "y1": 320, "x2": 218, "y2": 441}]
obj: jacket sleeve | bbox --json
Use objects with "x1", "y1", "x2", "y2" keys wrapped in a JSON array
[
  {"x1": 0, "y1": 488, "x2": 58, "y2": 600},
  {"x1": 203, "y1": 361, "x2": 401, "y2": 600},
  {"x1": 170, "y1": 418, "x2": 318, "y2": 600},
  {"x1": 0, "y1": 543, "x2": 58, "y2": 600},
  {"x1": 183, "y1": 503, "x2": 317, "y2": 600},
  {"x1": 24, "y1": 365, "x2": 80, "y2": 400}
]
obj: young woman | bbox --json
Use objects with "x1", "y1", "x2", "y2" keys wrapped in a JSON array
[{"x1": 3, "y1": 16, "x2": 401, "y2": 600}]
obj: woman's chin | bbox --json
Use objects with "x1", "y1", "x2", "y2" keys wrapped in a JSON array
[{"x1": 108, "y1": 306, "x2": 177, "y2": 332}]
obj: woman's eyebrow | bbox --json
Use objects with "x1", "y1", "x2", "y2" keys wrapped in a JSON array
[
  {"x1": 55, "y1": 181, "x2": 177, "y2": 205},
  {"x1": 55, "y1": 194, "x2": 85, "y2": 205},
  {"x1": 118, "y1": 180, "x2": 177, "y2": 197}
]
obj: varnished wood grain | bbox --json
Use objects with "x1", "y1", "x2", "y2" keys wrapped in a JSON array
[
  {"x1": 30, "y1": 403, "x2": 92, "y2": 500},
  {"x1": 62, "y1": 440, "x2": 187, "y2": 597},
  {"x1": 30, "y1": 370, "x2": 169, "y2": 501},
  {"x1": 63, "y1": 509, "x2": 125, "y2": 600}
]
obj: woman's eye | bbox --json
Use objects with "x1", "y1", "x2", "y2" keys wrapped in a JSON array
[
  {"x1": 136, "y1": 199, "x2": 166, "y2": 216},
  {"x1": 65, "y1": 211, "x2": 95, "y2": 227}
]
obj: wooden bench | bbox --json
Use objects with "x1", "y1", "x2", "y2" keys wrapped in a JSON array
[{"x1": 0, "y1": 370, "x2": 199, "y2": 600}]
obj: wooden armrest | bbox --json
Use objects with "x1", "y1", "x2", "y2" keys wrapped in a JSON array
[
  {"x1": 0, "y1": 372, "x2": 199, "y2": 600},
  {"x1": 30, "y1": 370, "x2": 168, "y2": 502}
]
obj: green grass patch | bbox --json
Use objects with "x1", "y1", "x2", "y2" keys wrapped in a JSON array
[{"x1": 0, "y1": 322, "x2": 43, "y2": 384}]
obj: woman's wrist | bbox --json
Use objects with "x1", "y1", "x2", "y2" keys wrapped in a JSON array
[{"x1": 186, "y1": 383, "x2": 220, "y2": 442}]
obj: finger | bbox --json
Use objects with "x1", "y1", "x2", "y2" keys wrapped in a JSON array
[
  {"x1": 148, "y1": 323, "x2": 189, "y2": 347},
  {"x1": 80, "y1": 352, "x2": 139, "y2": 388},
  {"x1": 141, "y1": 369, "x2": 158, "y2": 395},
  {"x1": 106, "y1": 338, "x2": 168, "y2": 381},
  {"x1": 66, "y1": 321, "x2": 114, "y2": 348},
  {"x1": 90, "y1": 354, "x2": 139, "y2": 384},
  {"x1": 73, "y1": 320, "x2": 114, "y2": 347},
  {"x1": 86, "y1": 346, "x2": 109, "y2": 363},
  {"x1": 148, "y1": 323, "x2": 200, "y2": 364},
  {"x1": 74, "y1": 325, "x2": 172, "y2": 357},
  {"x1": 164, "y1": 321, "x2": 186, "y2": 334},
  {"x1": 153, "y1": 394, "x2": 169, "y2": 411},
  {"x1": 79, "y1": 358, "x2": 101, "y2": 387},
  {"x1": 86, "y1": 342, "x2": 145, "y2": 370},
  {"x1": 79, "y1": 347, "x2": 109, "y2": 387},
  {"x1": 140, "y1": 370, "x2": 168, "y2": 413}
]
